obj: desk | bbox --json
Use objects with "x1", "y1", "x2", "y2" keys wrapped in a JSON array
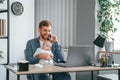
[
  {"x1": 4, "y1": 64, "x2": 120, "y2": 80},
  {"x1": 98, "y1": 51, "x2": 120, "y2": 54}
]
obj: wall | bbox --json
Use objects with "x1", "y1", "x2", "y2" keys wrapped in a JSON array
[
  {"x1": 76, "y1": 0, "x2": 96, "y2": 80},
  {"x1": 0, "y1": 0, "x2": 34, "y2": 80},
  {"x1": 76, "y1": 0, "x2": 95, "y2": 45}
]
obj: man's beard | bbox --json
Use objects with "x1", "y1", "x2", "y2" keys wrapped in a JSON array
[{"x1": 41, "y1": 35, "x2": 47, "y2": 40}]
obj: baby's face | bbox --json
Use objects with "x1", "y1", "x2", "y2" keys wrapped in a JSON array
[{"x1": 42, "y1": 42, "x2": 51, "y2": 50}]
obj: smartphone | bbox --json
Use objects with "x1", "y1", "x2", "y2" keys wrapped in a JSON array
[{"x1": 47, "y1": 34, "x2": 51, "y2": 40}]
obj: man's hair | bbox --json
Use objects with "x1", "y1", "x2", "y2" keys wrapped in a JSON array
[{"x1": 39, "y1": 20, "x2": 52, "y2": 28}]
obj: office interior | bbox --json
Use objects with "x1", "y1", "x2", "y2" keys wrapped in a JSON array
[{"x1": 0, "y1": 0, "x2": 120, "y2": 80}]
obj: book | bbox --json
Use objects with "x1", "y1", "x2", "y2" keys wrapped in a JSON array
[
  {"x1": 0, "y1": 19, "x2": 6, "y2": 37},
  {"x1": 0, "y1": 19, "x2": 2, "y2": 36}
]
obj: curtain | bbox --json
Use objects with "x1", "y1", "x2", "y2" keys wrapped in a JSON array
[{"x1": 35, "y1": 0, "x2": 77, "y2": 48}]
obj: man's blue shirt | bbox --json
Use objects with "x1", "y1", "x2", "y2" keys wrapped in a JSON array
[{"x1": 25, "y1": 37, "x2": 65, "y2": 64}]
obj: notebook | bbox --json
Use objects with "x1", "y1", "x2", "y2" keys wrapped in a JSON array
[{"x1": 54, "y1": 45, "x2": 94, "y2": 67}]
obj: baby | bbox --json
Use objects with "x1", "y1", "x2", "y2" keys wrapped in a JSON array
[{"x1": 33, "y1": 41, "x2": 53, "y2": 64}]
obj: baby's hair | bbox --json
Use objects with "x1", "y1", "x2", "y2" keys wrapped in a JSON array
[{"x1": 43, "y1": 41, "x2": 52, "y2": 47}]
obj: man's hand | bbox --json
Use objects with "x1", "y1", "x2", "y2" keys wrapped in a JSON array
[
  {"x1": 50, "y1": 34, "x2": 58, "y2": 42},
  {"x1": 37, "y1": 53, "x2": 53, "y2": 60}
]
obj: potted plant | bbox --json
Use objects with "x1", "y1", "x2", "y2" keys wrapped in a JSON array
[
  {"x1": 0, "y1": 0, "x2": 5, "y2": 3},
  {"x1": 97, "y1": 0, "x2": 120, "y2": 51}
]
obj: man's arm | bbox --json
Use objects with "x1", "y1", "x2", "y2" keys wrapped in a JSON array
[
  {"x1": 52, "y1": 42, "x2": 65, "y2": 63},
  {"x1": 25, "y1": 40, "x2": 39, "y2": 64},
  {"x1": 49, "y1": 34, "x2": 65, "y2": 62}
]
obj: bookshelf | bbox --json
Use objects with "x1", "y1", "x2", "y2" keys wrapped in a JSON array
[
  {"x1": 0, "y1": 0, "x2": 10, "y2": 80},
  {"x1": 0, "y1": 9, "x2": 8, "y2": 12},
  {"x1": 0, "y1": 0, "x2": 9, "y2": 64}
]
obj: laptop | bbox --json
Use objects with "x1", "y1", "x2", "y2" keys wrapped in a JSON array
[{"x1": 54, "y1": 45, "x2": 94, "y2": 67}]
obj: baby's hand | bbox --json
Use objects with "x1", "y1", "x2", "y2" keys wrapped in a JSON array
[
  {"x1": 50, "y1": 53, "x2": 54, "y2": 58},
  {"x1": 33, "y1": 54, "x2": 36, "y2": 57},
  {"x1": 47, "y1": 55, "x2": 52, "y2": 61}
]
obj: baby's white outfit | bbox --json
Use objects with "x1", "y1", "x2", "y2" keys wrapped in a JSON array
[{"x1": 34, "y1": 48, "x2": 53, "y2": 64}]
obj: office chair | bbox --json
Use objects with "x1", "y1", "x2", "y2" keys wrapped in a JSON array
[{"x1": 24, "y1": 50, "x2": 35, "y2": 80}]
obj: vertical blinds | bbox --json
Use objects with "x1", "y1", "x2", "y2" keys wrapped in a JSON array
[{"x1": 35, "y1": 0, "x2": 77, "y2": 48}]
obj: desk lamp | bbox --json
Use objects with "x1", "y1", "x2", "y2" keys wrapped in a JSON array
[
  {"x1": 93, "y1": 35, "x2": 106, "y2": 66},
  {"x1": 93, "y1": 35, "x2": 106, "y2": 48},
  {"x1": 93, "y1": 35, "x2": 114, "y2": 67}
]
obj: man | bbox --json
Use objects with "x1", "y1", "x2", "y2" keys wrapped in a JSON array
[{"x1": 25, "y1": 20, "x2": 71, "y2": 80}]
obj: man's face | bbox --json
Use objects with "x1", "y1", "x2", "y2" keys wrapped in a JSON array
[{"x1": 39, "y1": 26, "x2": 51, "y2": 40}]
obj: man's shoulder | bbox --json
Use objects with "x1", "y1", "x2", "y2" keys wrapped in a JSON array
[{"x1": 27, "y1": 37, "x2": 39, "y2": 43}]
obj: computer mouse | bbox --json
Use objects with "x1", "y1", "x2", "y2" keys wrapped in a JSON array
[{"x1": 91, "y1": 63, "x2": 96, "y2": 66}]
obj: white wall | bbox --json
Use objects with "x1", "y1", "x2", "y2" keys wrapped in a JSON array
[
  {"x1": 10, "y1": 0, "x2": 34, "y2": 62},
  {"x1": 0, "y1": 0, "x2": 34, "y2": 80}
]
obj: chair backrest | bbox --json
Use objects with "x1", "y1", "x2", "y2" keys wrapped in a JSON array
[
  {"x1": 24, "y1": 49, "x2": 35, "y2": 80},
  {"x1": 24, "y1": 49, "x2": 27, "y2": 60}
]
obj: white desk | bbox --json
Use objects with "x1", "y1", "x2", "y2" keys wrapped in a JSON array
[{"x1": 4, "y1": 64, "x2": 120, "y2": 80}]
